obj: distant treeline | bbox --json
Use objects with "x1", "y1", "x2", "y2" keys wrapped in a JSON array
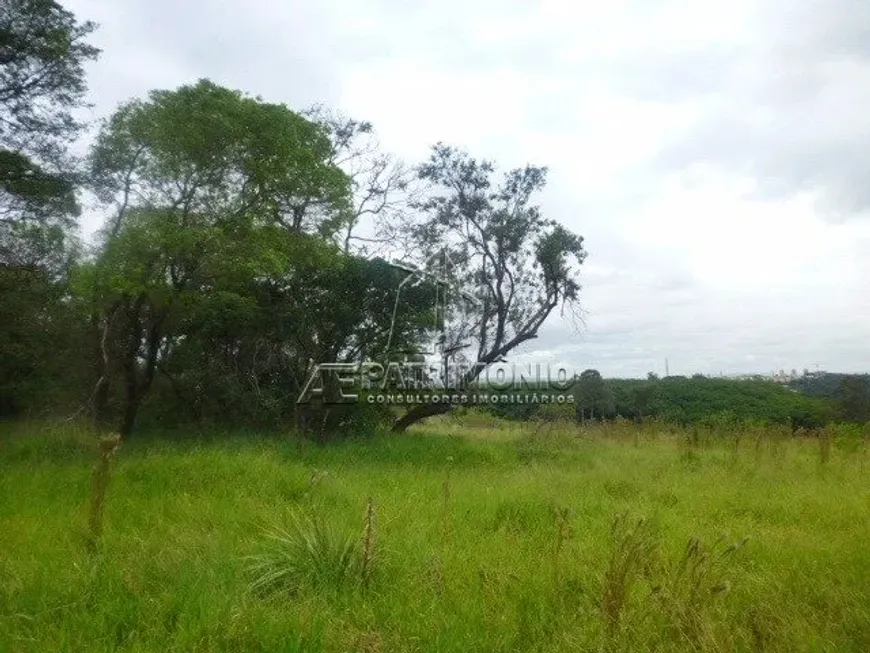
[
  {"x1": 488, "y1": 372, "x2": 870, "y2": 429},
  {"x1": 788, "y1": 372, "x2": 870, "y2": 399}
]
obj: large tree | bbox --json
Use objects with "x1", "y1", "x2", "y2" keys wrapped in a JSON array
[
  {"x1": 86, "y1": 80, "x2": 355, "y2": 435},
  {"x1": 0, "y1": 0, "x2": 98, "y2": 416},
  {"x1": 390, "y1": 144, "x2": 587, "y2": 432},
  {"x1": 86, "y1": 80, "x2": 433, "y2": 437},
  {"x1": 80, "y1": 207, "x2": 331, "y2": 436}
]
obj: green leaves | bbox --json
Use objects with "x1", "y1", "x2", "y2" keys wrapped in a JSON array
[
  {"x1": 0, "y1": 149, "x2": 78, "y2": 219},
  {"x1": 575, "y1": 369, "x2": 615, "y2": 419},
  {"x1": 89, "y1": 79, "x2": 351, "y2": 236},
  {"x1": 83, "y1": 78, "x2": 361, "y2": 433},
  {"x1": 407, "y1": 145, "x2": 587, "y2": 360},
  {"x1": 0, "y1": 0, "x2": 100, "y2": 152},
  {"x1": 1, "y1": 1, "x2": 97, "y2": 270},
  {"x1": 535, "y1": 223, "x2": 586, "y2": 302}
]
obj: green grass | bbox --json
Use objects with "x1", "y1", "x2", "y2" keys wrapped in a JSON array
[{"x1": 1, "y1": 417, "x2": 869, "y2": 652}]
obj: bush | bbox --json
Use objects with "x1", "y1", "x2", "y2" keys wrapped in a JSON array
[{"x1": 296, "y1": 400, "x2": 393, "y2": 440}]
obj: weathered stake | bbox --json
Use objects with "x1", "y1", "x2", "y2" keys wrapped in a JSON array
[{"x1": 87, "y1": 434, "x2": 121, "y2": 552}]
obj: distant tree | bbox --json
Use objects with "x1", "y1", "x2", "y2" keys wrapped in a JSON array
[
  {"x1": 791, "y1": 371, "x2": 870, "y2": 404},
  {"x1": 647, "y1": 371, "x2": 659, "y2": 380},
  {"x1": 630, "y1": 382, "x2": 657, "y2": 421},
  {"x1": 597, "y1": 375, "x2": 836, "y2": 429},
  {"x1": 574, "y1": 369, "x2": 615, "y2": 421},
  {"x1": 836, "y1": 376, "x2": 870, "y2": 423},
  {"x1": 598, "y1": 383, "x2": 616, "y2": 419}
]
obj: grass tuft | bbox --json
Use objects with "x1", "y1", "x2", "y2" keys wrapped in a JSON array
[
  {"x1": 600, "y1": 513, "x2": 658, "y2": 639},
  {"x1": 247, "y1": 511, "x2": 361, "y2": 596}
]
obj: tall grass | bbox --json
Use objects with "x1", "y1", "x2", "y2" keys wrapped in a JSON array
[{"x1": 1, "y1": 418, "x2": 868, "y2": 651}]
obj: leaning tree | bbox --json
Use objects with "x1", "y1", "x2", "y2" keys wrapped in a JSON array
[{"x1": 390, "y1": 144, "x2": 587, "y2": 432}]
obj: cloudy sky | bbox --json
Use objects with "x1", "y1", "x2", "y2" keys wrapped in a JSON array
[{"x1": 66, "y1": 0, "x2": 870, "y2": 378}]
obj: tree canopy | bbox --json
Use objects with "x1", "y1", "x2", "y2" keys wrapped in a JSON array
[
  {"x1": 0, "y1": 0, "x2": 98, "y2": 260},
  {"x1": 390, "y1": 144, "x2": 587, "y2": 431}
]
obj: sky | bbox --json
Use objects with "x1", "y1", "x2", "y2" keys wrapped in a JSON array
[{"x1": 65, "y1": 0, "x2": 870, "y2": 378}]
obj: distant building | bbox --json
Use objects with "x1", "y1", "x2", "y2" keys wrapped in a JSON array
[{"x1": 721, "y1": 369, "x2": 802, "y2": 384}]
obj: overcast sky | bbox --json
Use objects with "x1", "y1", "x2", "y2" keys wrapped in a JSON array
[{"x1": 66, "y1": 0, "x2": 870, "y2": 378}]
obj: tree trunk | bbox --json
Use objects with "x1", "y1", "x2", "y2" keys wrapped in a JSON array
[
  {"x1": 93, "y1": 377, "x2": 111, "y2": 428},
  {"x1": 119, "y1": 395, "x2": 140, "y2": 438},
  {"x1": 120, "y1": 338, "x2": 141, "y2": 438},
  {"x1": 391, "y1": 402, "x2": 452, "y2": 433},
  {"x1": 118, "y1": 296, "x2": 145, "y2": 438},
  {"x1": 388, "y1": 330, "x2": 547, "y2": 433},
  {"x1": 119, "y1": 315, "x2": 163, "y2": 438},
  {"x1": 91, "y1": 304, "x2": 120, "y2": 431}
]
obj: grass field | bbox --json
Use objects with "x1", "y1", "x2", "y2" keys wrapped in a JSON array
[{"x1": 1, "y1": 416, "x2": 869, "y2": 652}]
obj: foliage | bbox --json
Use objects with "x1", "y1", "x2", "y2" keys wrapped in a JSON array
[
  {"x1": 0, "y1": 0, "x2": 98, "y2": 416},
  {"x1": 0, "y1": 263, "x2": 90, "y2": 416},
  {"x1": 607, "y1": 376, "x2": 835, "y2": 429},
  {"x1": 574, "y1": 368, "x2": 615, "y2": 420},
  {"x1": 80, "y1": 206, "x2": 432, "y2": 435},
  {"x1": 0, "y1": 0, "x2": 97, "y2": 257},
  {"x1": 488, "y1": 375, "x2": 836, "y2": 430},
  {"x1": 0, "y1": 0, "x2": 99, "y2": 155},
  {"x1": 89, "y1": 78, "x2": 350, "y2": 238},
  {"x1": 391, "y1": 144, "x2": 586, "y2": 431},
  {"x1": 834, "y1": 376, "x2": 870, "y2": 423},
  {"x1": 0, "y1": 149, "x2": 78, "y2": 253},
  {"x1": 81, "y1": 80, "x2": 436, "y2": 437},
  {"x1": 789, "y1": 372, "x2": 870, "y2": 424}
]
